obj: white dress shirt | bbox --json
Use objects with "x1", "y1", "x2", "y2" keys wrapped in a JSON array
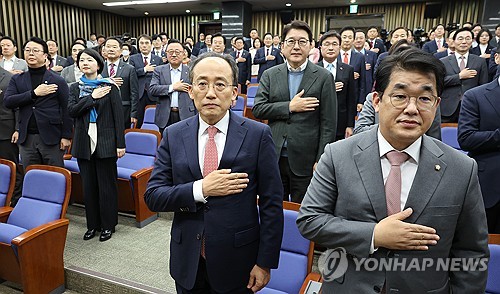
[
  {"x1": 340, "y1": 49, "x2": 352, "y2": 64},
  {"x1": 141, "y1": 53, "x2": 153, "y2": 73},
  {"x1": 2, "y1": 56, "x2": 15, "y2": 71},
  {"x1": 455, "y1": 52, "x2": 469, "y2": 68},
  {"x1": 323, "y1": 59, "x2": 338, "y2": 80},
  {"x1": 479, "y1": 44, "x2": 488, "y2": 55},
  {"x1": 192, "y1": 111, "x2": 230, "y2": 203},
  {"x1": 168, "y1": 65, "x2": 182, "y2": 108}
]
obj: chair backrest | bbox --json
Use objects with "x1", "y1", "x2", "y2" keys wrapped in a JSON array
[
  {"x1": 0, "y1": 159, "x2": 16, "y2": 207},
  {"x1": 7, "y1": 165, "x2": 71, "y2": 230},
  {"x1": 261, "y1": 201, "x2": 314, "y2": 294},
  {"x1": 141, "y1": 106, "x2": 159, "y2": 131},
  {"x1": 247, "y1": 85, "x2": 258, "y2": 99},
  {"x1": 441, "y1": 127, "x2": 460, "y2": 149},
  {"x1": 487, "y1": 244, "x2": 500, "y2": 294},
  {"x1": 232, "y1": 95, "x2": 247, "y2": 116},
  {"x1": 117, "y1": 129, "x2": 161, "y2": 171}
]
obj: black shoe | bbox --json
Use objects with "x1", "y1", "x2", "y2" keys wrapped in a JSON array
[
  {"x1": 83, "y1": 229, "x2": 97, "y2": 240},
  {"x1": 99, "y1": 229, "x2": 113, "y2": 242}
]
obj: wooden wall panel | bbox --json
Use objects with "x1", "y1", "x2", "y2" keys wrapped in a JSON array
[{"x1": 252, "y1": 0, "x2": 483, "y2": 40}]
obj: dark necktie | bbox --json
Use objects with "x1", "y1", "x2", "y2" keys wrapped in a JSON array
[
  {"x1": 143, "y1": 56, "x2": 148, "y2": 66},
  {"x1": 109, "y1": 63, "x2": 116, "y2": 77}
]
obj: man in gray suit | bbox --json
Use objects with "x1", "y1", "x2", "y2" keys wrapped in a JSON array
[
  {"x1": 0, "y1": 36, "x2": 28, "y2": 74},
  {"x1": 297, "y1": 48, "x2": 489, "y2": 293},
  {"x1": 253, "y1": 20, "x2": 337, "y2": 203},
  {"x1": 46, "y1": 39, "x2": 67, "y2": 74},
  {"x1": 101, "y1": 37, "x2": 139, "y2": 130},
  {"x1": 440, "y1": 27, "x2": 488, "y2": 123},
  {"x1": 150, "y1": 39, "x2": 195, "y2": 135}
]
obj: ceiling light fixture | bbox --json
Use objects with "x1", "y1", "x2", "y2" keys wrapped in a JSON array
[
  {"x1": 186, "y1": 9, "x2": 190, "y2": 13},
  {"x1": 144, "y1": 11, "x2": 149, "y2": 15},
  {"x1": 285, "y1": 3, "x2": 292, "y2": 6},
  {"x1": 103, "y1": 0, "x2": 196, "y2": 7},
  {"x1": 350, "y1": 0, "x2": 356, "y2": 3}
]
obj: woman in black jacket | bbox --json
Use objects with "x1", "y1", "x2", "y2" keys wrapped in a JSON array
[{"x1": 68, "y1": 48, "x2": 125, "y2": 242}]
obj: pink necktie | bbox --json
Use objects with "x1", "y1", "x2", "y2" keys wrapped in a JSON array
[
  {"x1": 201, "y1": 125, "x2": 218, "y2": 258},
  {"x1": 109, "y1": 63, "x2": 115, "y2": 77},
  {"x1": 459, "y1": 56, "x2": 466, "y2": 71},
  {"x1": 437, "y1": 39, "x2": 441, "y2": 49},
  {"x1": 343, "y1": 52, "x2": 349, "y2": 64},
  {"x1": 385, "y1": 151, "x2": 409, "y2": 216}
]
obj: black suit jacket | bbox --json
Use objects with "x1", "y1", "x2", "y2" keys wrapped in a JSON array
[
  {"x1": 67, "y1": 83, "x2": 125, "y2": 160},
  {"x1": 0, "y1": 68, "x2": 16, "y2": 140},
  {"x1": 3, "y1": 69, "x2": 72, "y2": 145},
  {"x1": 337, "y1": 50, "x2": 366, "y2": 104},
  {"x1": 422, "y1": 39, "x2": 448, "y2": 54},
  {"x1": 101, "y1": 61, "x2": 139, "y2": 118},
  {"x1": 367, "y1": 38, "x2": 386, "y2": 55},
  {"x1": 230, "y1": 50, "x2": 252, "y2": 84},
  {"x1": 253, "y1": 47, "x2": 284, "y2": 81},
  {"x1": 129, "y1": 53, "x2": 163, "y2": 96},
  {"x1": 317, "y1": 60, "x2": 356, "y2": 139}
]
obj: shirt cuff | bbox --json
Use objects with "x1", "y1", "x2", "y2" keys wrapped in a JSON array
[
  {"x1": 193, "y1": 179, "x2": 207, "y2": 203},
  {"x1": 370, "y1": 229, "x2": 378, "y2": 254},
  {"x1": 168, "y1": 85, "x2": 174, "y2": 93}
]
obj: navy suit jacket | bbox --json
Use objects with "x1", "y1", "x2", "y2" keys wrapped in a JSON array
[
  {"x1": 230, "y1": 50, "x2": 252, "y2": 84},
  {"x1": 368, "y1": 38, "x2": 386, "y2": 55},
  {"x1": 422, "y1": 39, "x2": 448, "y2": 54},
  {"x1": 3, "y1": 69, "x2": 72, "y2": 145},
  {"x1": 360, "y1": 49, "x2": 377, "y2": 94},
  {"x1": 149, "y1": 64, "x2": 196, "y2": 129},
  {"x1": 101, "y1": 61, "x2": 139, "y2": 117},
  {"x1": 434, "y1": 50, "x2": 451, "y2": 60},
  {"x1": 129, "y1": 53, "x2": 163, "y2": 97},
  {"x1": 144, "y1": 112, "x2": 284, "y2": 292},
  {"x1": 338, "y1": 50, "x2": 366, "y2": 104},
  {"x1": 253, "y1": 46, "x2": 284, "y2": 81},
  {"x1": 458, "y1": 80, "x2": 500, "y2": 208}
]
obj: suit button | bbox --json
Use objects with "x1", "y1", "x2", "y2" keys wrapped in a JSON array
[
  {"x1": 196, "y1": 234, "x2": 201, "y2": 240},
  {"x1": 204, "y1": 205, "x2": 209, "y2": 212},
  {"x1": 374, "y1": 285, "x2": 381, "y2": 293}
]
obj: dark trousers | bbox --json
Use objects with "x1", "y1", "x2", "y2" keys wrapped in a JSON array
[
  {"x1": 486, "y1": 200, "x2": 500, "y2": 234},
  {"x1": 0, "y1": 140, "x2": 24, "y2": 206},
  {"x1": 123, "y1": 105, "x2": 132, "y2": 129},
  {"x1": 175, "y1": 257, "x2": 252, "y2": 294},
  {"x1": 278, "y1": 156, "x2": 313, "y2": 204},
  {"x1": 441, "y1": 102, "x2": 461, "y2": 123},
  {"x1": 136, "y1": 91, "x2": 156, "y2": 128},
  {"x1": 239, "y1": 83, "x2": 247, "y2": 95},
  {"x1": 19, "y1": 134, "x2": 64, "y2": 168},
  {"x1": 159, "y1": 111, "x2": 181, "y2": 137},
  {"x1": 77, "y1": 156, "x2": 118, "y2": 231}
]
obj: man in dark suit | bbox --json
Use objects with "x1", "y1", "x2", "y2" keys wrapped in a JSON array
[
  {"x1": 230, "y1": 37, "x2": 251, "y2": 94},
  {"x1": 101, "y1": 37, "x2": 139, "y2": 129},
  {"x1": 354, "y1": 29, "x2": 377, "y2": 100},
  {"x1": 253, "y1": 32, "x2": 284, "y2": 82},
  {"x1": 339, "y1": 26, "x2": 367, "y2": 105},
  {"x1": 433, "y1": 30, "x2": 456, "y2": 59},
  {"x1": 4, "y1": 37, "x2": 72, "y2": 168},
  {"x1": 440, "y1": 28, "x2": 488, "y2": 122},
  {"x1": 423, "y1": 24, "x2": 448, "y2": 54},
  {"x1": 46, "y1": 39, "x2": 66, "y2": 74},
  {"x1": 458, "y1": 71, "x2": 500, "y2": 233},
  {"x1": 145, "y1": 52, "x2": 283, "y2": 293},
  {"x1": 253, "y1": 21, "x2": 337, "y2": 203},
  {"x1": 0, "y1": 67, "x2": 23, "y2": 206},
  {"x1": 150, "y1": 40, "x2": 195, "y2": 135},
  {"x1": 490, "y1": 24, "x2": 500, "y2": 48},
  {"x1": 152, "y1": 34, "x2": 167, "y2": 61},
  {"x1": 298, "y1": 48, "x2": 489, "y2": 293},
  {"x1": 129, "y1": 34, "x2": 163, "y2": 128},
  {"x1": 192, "y1": 32, "x2": 206, "y2": 57},
  {"x1": 244, "y1": 28, "x2": 259, "y2": 50},
  {"x1": 366, "y1": 26, "x2": 386, "y2": 56},
  {"x1": 318, "y1": 31, "x2": 356, "y2": 141}
]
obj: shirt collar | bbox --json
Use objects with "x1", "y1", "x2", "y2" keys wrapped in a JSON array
[
  {"x1": 169, "y1": 64, "x2": 181, "y2": 72},
  {"x1": 2, "y1": 56, "x2": 15, "y2": 62},
  {"x1": 198, "y1": 111, "x2": 230, "y2": 136},
  {"x1": 378, "y1": 128, "x2": 421, "y2": 164},
  {"x1": 340, "y1": 48, "x2": 352, "y2": 56},
  {"x1": 455, "y1": 51, "x2": 469, "y2": 62},
  {"x1": 323, "y1": 59, "x2": 337, "y2": 69},
  {"x1": 286, "y1": 60, "x2": 308, "y2": 72},
  {"x1": 107, "y1": 60, "x2": 120, "y2": 68},
  {"x1": 141, "y1": 53, "x2": 152, "y2": 60}
]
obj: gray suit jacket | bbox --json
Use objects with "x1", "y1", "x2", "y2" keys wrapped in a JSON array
[
  {"x1": 101, "y1": 61, "x2": 139, "y2": 118},
  {"x1": 354, "y1": 93, "x2": 442, "y2": 140},
  {"x1": 149, "y1": 64, "x2": 195, "y2": 129},
  {"x1": 440, "y1": 54, "x2": 488, "y2": 116},
  {"x1": 0, "y1": 57, "x2": 28, "y2": 72},
  {"x1": 61, "y1": 64, "x2": 78, "y2": 85},
  {"x1": 252, "y1": 61, "x2": 337, "y2": 177},
  {"x1": 0, "y1": 67, "x2": 17, "y2": 140},
  {"x1": 297, "y1": 128, "x2": 489, "y2": 293}
]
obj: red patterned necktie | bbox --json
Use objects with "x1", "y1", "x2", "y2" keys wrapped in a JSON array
[
  {"x1": 109, "y1": 63, "x2": 115, "y2": 77},
  {"x1": 385, "y1": 151, "x2": 409, "y2": 216},
  {"x1": 201, "y1": 125, "x2": 218, "y2": 258},
  {"x1": 236, "y1": 51, "x2": 240, "y2": 58},
  {"x1": 143, "y1": 56, "x2": 148, "y2": 66},
  {"x1": 343, "y1": 52, "x2": 349, "y2": 64}
]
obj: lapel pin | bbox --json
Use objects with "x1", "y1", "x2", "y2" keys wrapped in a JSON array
[{"x1": 435, "y1": 164, "x2": 441, "y2": 171}]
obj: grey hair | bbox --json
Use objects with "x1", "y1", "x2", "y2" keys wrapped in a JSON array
[{"x1": 189, "y1": 52, "x2": 239, "y2": 86}]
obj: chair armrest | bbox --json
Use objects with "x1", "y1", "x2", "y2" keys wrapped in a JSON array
[
  {"x1": 0, "y1": 206, "x2": 13, "y2": 222},
  {"x1": 130, "y1": 167, "x2": 153, "y2": 179},
  {"x1": 11, "y1": 219, "x2": 69, "y2": 246},
  {"x1": 63, "y1": 154, "x2": 72, "y2": 160},
  {"x1": 299, "y1": 272, "x2": 322, "y2": 294}
]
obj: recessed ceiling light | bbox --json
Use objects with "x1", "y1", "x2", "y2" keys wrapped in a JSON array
[
  {"x1": 144, "y1": 11, "x2": 149, "y2": 15},
  {"x1": 350, "y1": 0, "x2": 356, "y2": 3},
  {"x1": 103, "y1": 0, "x2": 196, "y2": 7},
  {"x1": 285, "y1": 3, "x2": 292, "y2": 7},
  {"x1": 186, "y1": 9, "x2": 191, "y2": 13}
]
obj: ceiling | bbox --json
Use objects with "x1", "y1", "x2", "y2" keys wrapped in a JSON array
[{"x1": 55, "y1": 0, "x2": 425, "y2": 17}]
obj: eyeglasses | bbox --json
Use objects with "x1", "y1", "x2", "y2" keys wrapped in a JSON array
[
  {"x1": 24, "y1": 48, "x2": 43, "y2": 54},
  {"x1": 194, "y1": 81, "x2": 236, "y2": 92},
  {"x1": 167, "y1": 50, "x2": 183, "y2": 55},
  {"x1": 388, "y1": 93, "x2": 438, "y2": 111},
  {"x1": 284, "y1": 38, "x2": 310, "y2": 47}
]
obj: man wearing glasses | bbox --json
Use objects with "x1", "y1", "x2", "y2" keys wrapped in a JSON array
[
  {"x1": 145, "y1": 52, "x2": 283, "y2": 293},
  {"x1": 149, "y1": 39, "x2": 195, "y2": 135},
  {"x1": 253, "y1": 20, "x2": 337, "y2": 203},
  {"x1": 298, "y1": 47, "x2": 489, "y2": 293},
  {"x1": 4, "y1": 37, "x2": 72, "y2": 168}
]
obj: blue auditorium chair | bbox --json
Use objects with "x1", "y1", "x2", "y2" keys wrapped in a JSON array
[
  {"x1": 258, "y1": 201, "x2": 321, "y2": 294},
  {"x1": 246, "y1": 85, "x2": 259, "y2": 108},
  {"x1": 141, "y1": 105, "x2": 160, "y2": 131},
  {"x1": 488, "y1": 234, "x2": 500, "y2": 294},
  {"x1": 0, "y1": 165, "x2": 71, "y2": 294},
  {"x1": 0, "y1": 158, "x2": 16, "y2": 207},
  {"x1": 232, "y1": 94, "x2": 247, "y2": 117}
]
